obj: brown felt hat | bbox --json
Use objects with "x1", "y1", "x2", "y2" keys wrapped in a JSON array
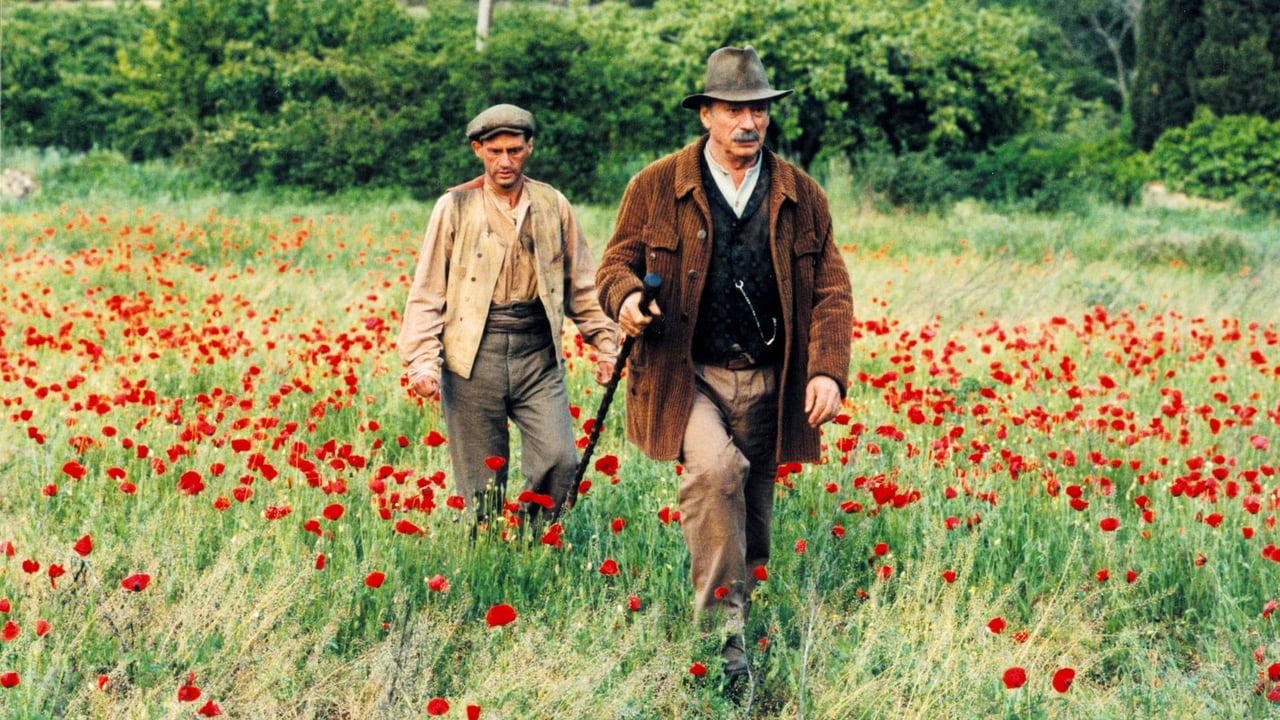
[
  {"x1": 466, "y1": 104, "x2": 536, "y2": 142},
  {"x1": 681, "y1": 45, "x2": 792, "y2": 110}
]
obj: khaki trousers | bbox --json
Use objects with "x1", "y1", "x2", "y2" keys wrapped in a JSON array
[
  {"x1": 440, "y1": 328, "x2": 578, "y2": 523},
  {"x1": 679, "y1": 363, "x2": 779, "y2": 626}
]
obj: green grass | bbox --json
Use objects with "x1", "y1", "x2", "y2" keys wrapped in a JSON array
[{"x1": 2, "y1": 151, "x2": 1280, "y2": 718}]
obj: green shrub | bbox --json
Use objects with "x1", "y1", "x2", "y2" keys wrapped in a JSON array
[
  {"x1": 1150, "y1": 108, "x2": 1280, "y2": 203},
  {"x1": 1125, "y1": 230, "x2": 1256, "y2": 274},
  {"x1": 0, "y1": 5, "x2": 144, "y2": 151},
  {"x1": 964, "y1": 110, "x2": 1153, "y2": 211},
  {"x1": 851, "y1": 150, "x2": 963, "y2": 210}
]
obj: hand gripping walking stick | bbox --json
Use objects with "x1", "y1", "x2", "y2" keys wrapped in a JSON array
[{"x1": 567, "y1": 272, "x2": 662, "y2": 507}]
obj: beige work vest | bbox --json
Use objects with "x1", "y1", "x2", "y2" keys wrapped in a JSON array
[{"x1": 441, "y1": 180, "x2": 567, "y2": 379}]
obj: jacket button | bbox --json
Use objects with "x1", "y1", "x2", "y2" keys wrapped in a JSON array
[
  {"x1": 688, "y1": 270, "x2": 698, "y2": 280},
  {"x1": 697, "y1": 230, "x2": 707, "y2": 239}
]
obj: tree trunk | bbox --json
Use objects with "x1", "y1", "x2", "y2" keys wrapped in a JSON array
[{"x1": 477, "y1": 0, "x2": 493, "y2": 51}]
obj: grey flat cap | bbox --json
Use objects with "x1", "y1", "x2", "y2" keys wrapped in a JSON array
[
  {"x1": 466, "y1": 104, "x2": 536, "y2": 142},
  {"x1": 681, "y1": 46, "x2": 792, "y2": 110}
]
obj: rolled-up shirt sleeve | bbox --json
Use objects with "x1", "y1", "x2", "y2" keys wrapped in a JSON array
[
  {"x1": 397, "y1": 197, "x2": 455, "y2": 385},
  {"x1": 559, "y1": 193, "x2": 620, "y2": 362}
]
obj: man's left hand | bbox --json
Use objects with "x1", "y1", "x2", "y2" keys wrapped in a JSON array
[
  {"x1": 594, "y1": 359, "x2": 616, "y2": 386},
  {"x1": 805, "y1": 375, "x2": 841, "y2": 428}
]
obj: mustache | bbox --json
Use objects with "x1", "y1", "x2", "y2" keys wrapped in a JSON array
[{"x1": 732, "y1": 130, "x2": 761, "y2": 143}]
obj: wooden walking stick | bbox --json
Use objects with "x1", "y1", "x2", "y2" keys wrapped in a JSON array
[{"x1": 567, "y1": 272, "x2": 662, "y2": 506}]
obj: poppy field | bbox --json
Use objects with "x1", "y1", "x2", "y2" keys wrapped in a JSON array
[{"x1": 2, "y1": 188, "x2": 1279, "y2": 718}]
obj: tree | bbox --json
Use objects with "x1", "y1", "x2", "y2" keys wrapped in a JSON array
[
  {"x1": 1131, "y1": 0, "x2": 1280, "y2": 149},
  {"x1": 1193, "y1": 0, "x2": 1280, "y2": 119},
  {"x1": 1130, "y1": 0, "x2": 1203, "y2": 149},
  {"x1": 985, "y1": 0, "x2": 1140, "y2": 111}
]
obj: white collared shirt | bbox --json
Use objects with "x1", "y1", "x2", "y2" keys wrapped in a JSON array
[{"x1": 703, "y1": 145, "x2": 761, "y2": 218}]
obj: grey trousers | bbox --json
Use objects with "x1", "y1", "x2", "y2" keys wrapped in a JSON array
[
  {"x1": 440, "y1": 328, "x2": 579, "y2": 523},
  {"x1": 678, "y1": 363, "x2": 780, "y2": 627}
]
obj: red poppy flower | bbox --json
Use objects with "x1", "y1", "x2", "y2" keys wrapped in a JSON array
[
  {"x1": 484, "y1": 456, "x2": 505, "y2": 471},
  {"x1": 753, "y1": 566, "x2": 768, "y2": 581},
  {"x1": 1096, "y1": 568, "x2": 1110, "y2": 582},
  {"x1": 987, "y1": 617, "x2": 1006, "y2": 634},
  {"x1": 315, "y1": 554, "x2": 326, "y2": 570},
  {"x1": 120, "y1": 481, "x2": 137, "y2": 495},
  {"x1": 43, "y1": 484, "x2": 58, "y2": 497},
  {"x1": 0, "y1": 671, "x2": 18, "y2": 688},
  {"x1": 540, "y1": 523, "x2": 563, "y2": 548},
  {"x1": 426, "y1": 698, "x2": 450, "y2": 715},
  {"x1": 97, "y1": 674, "x2": 109, "y2": 690},
  {"x1": 0, "y1": 599, "x2": 8, "y2": 613},
  {"x1": 322, "y1": 503, "x2": 345, "y2": 521},
  {"x1": 21, "y1": 559, "x2": 39, "y2": 574},
  {"x1": 714, "y1": 586, "x2": 729, "y2": 600},
  {"x1": 831, "y1": 525, "x2": 846, "y2": 538},
  {"x1": 1270, "y1": 663, "x2": 1280, "y2": 682},
  {"x1": 48, "y1": 563, "x2": 66, "y2": 588},
  {"x1": 177, "y1": 671, "x2": 201, "y2": 702},
  {"x1": 2, "y1": 621, "x2": 18, "y2": 642},
  {"x1": 232, "y1": 487, "x2": 252, "y2": 503},
  {"x1": 1126, "y1": 569, "x2": 1139, "y2": 584},
  {"x1": 467, "y1": 704, "x2": 482, "y2": 720},
  {"x1": 365, "y1": 571, "x2": 386, "y2": 588},
  {"x1": 689, "y1": 662, "x2": 708, "y2": 677},
  {"x1": 594, "y1": 454, "x2": 619, "y2": 476},
  {"x1": 121, "y1": 573, "x2": 151, "y2": 592},
  {"x1": 1265, "y1": 600, "x2": 1278, "y2": 619},
  {"x1": 35, "y1": 619, "x2": 50, "y2": 637},
  {"x1": 395, "y1": 519, "x2": 423, "y2": 535},
  {"x1": 517, "y1": 491, "x2": 553, "y2": 509},
  {"x1": 611, "y1": 517, "x2": 626, "y2": 534},
  {"x1": 486, "y1": 603, "x2": 517, "y2": 628},
  {"x1": 872, "y1": 542, "x2": 889, "y2": 556},
  {"x1": 795, "y1": 538, "x2": 807, "y2": 553},
  {"x1": 446, "y1": 495, "x2": 466, "y2": 510},
  {"x1": 1052, "y1": 667, "x2": 1076, "y2": 693},
  {"x1": 598, "y1": 559, "x2": 619, "y2": 576},
  {"x1": 303, "y1": 519, "x2": 322, "y2": 536},
  {"x1": 0, "y1": 542, "x2": 12, "y2": 557},
  {"x1": 428, "y1": 574, "x2": 450, "y2": 592},
  {"x1": 62, "y1": 460, "x2": 87, "y2": 480},
  {"x1": 628, "y1": 595, "x2": 642, "y2": 611},
  {"x1": 197, "y1": 700, "x2": 223, "y2": 717},
  {"x1": 1002, "y1": 667, "x2": 1026, "y2": 689},
  {"x1": 72, "y1": 534, "x2": 93, "y2": 557},
  {"x1": 213, "y1": 497, "x2": 231, "y2": 511},
  {"x1": 941, "y1": 570, "x2": 957, "y2": 583},
  {"x1": 176, "y1": 471, "x2": 205, "y2": 496},
  {"x1": 1099, "y1": 517, "x2": 1119, "y2": 532}
]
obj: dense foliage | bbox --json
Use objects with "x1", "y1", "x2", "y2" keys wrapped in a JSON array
[
  {"x1": 1151, "y1": 109, "x2": 1280, "y2": 214},
  {"x1": 1132, "y1": 0, "x2": 1280, "y2": 150},
  {"x1": 2, "y1": 0, "x2": 1277, "y2": 211}
]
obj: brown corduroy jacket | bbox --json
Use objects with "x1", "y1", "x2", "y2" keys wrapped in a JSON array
[{"x1": 597, "y1": 137, "x2": 854, "y2": 464}]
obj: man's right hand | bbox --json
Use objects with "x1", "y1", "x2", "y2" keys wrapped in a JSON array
[
  {"x1": 411, "y1": 376, "x2": 441, "y2": 401},
  {"x1": 619, "y1": 290, "x2": 661, "y2": 337}
]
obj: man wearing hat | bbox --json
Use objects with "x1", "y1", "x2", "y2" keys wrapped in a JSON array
[
  {"x1": 398, "y1": 103, "x2": 619, "y2": 527},
  {"x1": 596, "y1": 47, "x2": 853, "y2": 680}
]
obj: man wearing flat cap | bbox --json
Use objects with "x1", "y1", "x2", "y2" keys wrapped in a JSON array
[
  {"x1": 597, "y1": 47, "x2": 853, "y2": 680},
  {"x1": 399, "y1": 103, "x2": 619, "y2": 528}
]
